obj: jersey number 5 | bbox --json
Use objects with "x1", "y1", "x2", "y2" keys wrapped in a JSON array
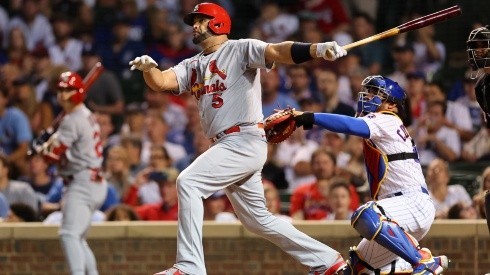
[{"x1": 212, "y1": 93, "x2": 223, "y2": 108}]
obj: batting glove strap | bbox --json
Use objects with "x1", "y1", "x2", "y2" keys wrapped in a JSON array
[
  {"x1": 316, "y1": 41, "x2": 347, "y2": 61},
  {"x1": 294, "y1": 112, "x2": 314, "y2": 130},
  {"x1": 129, "y1": 55, "x2": 158, "y2": 72}
]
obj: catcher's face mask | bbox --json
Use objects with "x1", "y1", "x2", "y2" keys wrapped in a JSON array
[
  {"x1": 357, "y1": 76, "x2": 406, "y2": 116},
  {"x1": 357, "y1": 76, "x2": 387, "y2": 115},
  {"x1": 467, "y1": 27, "x2": 490, "y2": 71}
]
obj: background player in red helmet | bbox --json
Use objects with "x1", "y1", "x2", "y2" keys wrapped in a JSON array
[
  {"x1": 36, "y1": 71, "x2": 107, "y2": 275},
  {"x1": 129, "y1": 2, "x2": 348, "y2": 275}
]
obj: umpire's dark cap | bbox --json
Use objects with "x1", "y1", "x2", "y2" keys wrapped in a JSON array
[
  {"x1": 81, "y1": 43, "x2": 98, "y2": 57},
  {"x1": 406, "y1": 71, "x2": 426, "y2": 81},
  {"x1": 393, "y1": 43, "x2": 414, "y2": 52}
]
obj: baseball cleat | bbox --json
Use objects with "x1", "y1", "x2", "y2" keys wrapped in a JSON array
[
  {"x1": 412, "y1": 248, "x2": 449, "y2": 275},
  {"x1": 313, "y1": 255, "x2": 347, "y2": 275},
  {"x1": 153, "y1": 266, "x2": 187, "y2": 275}
]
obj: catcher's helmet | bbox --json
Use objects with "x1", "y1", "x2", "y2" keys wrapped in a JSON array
[
  {"x1": 183, "y1": 2, "x2": 231, "y2": 35},
  {"x1": 357, "y1": 76, "x2": 406, "y2": 114},
  {"x1": 57, "y1": 71, "x2": 85, "y2": 104},
  {"x1": 467, "y1": 26, "x2": 490, "y2": 70}
]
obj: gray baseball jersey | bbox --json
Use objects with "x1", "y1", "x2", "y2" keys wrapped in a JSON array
[
  {"x1": 166, "y1": 39, "x2": 342, "y2": 275},
  {"x1": 172, "y1": 39, "x2": 265, "y2": 138},
  {"x1": 55, "y1": 104, "x2": 107, "y2": 275},
  {"x1": 57, "y1": 105, "x2": 103, "y2": 176}
]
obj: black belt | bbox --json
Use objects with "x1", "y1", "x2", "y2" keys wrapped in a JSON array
[
  {"x1": 393, "y1": 186, "x2": 429, "y2": 197},
  {"x1": 387, "y1": 152, "x2": 418, "y2": 162}
]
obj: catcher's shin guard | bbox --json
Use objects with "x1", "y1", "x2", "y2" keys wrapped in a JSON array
[{"x1": 351, "y1": 202, "x2": 422, "y2": 266}]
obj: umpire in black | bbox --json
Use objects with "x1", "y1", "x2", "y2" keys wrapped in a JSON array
[{"x1": 467, "y1": 25, "x2": 490, "y2": 233}]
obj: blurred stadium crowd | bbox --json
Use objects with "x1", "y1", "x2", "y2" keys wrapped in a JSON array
[{"x1": 0, "y1": 0, "x2": 488, "y2": 223}]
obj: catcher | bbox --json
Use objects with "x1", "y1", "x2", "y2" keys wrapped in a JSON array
[
  {"x1": 466, "y1": 25, "x2": 490, "y2": 233},
  {"x1": 265, "y1": 76, "x2": 449, "y2": 274},
  {"x1": 30, "y1": 71, "x2": 107, "y2": 275}
]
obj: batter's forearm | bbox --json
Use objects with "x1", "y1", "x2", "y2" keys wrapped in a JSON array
[
  {"x1": 143, "y1": 68, "x2": 167, "y2": 92},
  {"x1": 266, "y1": 42, "x2": 319, "y2": 64}
]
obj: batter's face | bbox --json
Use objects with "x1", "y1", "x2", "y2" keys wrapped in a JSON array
[
  {"x1": 192, "y1": 15, "x2": 213, "y2": 44},
  {"x1": 56, "y1": 88, "x2": 76, "y2": 109}
]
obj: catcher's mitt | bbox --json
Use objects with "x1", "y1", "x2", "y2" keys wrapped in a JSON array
[{"x1": 263, "y1": 107, "x2": 297, "y2": 144}]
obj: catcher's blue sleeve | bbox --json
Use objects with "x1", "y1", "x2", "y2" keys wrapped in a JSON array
[{"x1": 313, "y1": 113, "x2": 370, "y2": 138}]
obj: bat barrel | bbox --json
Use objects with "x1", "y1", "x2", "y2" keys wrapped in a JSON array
[{"x1": 398, "y1": 5, "x2": 461, "y2": 33}]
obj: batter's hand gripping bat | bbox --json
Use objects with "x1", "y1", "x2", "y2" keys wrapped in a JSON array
[{"x1": 343, "y1": 5, "x2": 462, "y2": 51}]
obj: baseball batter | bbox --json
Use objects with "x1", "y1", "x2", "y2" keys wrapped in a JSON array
[
  {"x1": 40, "y1": 71, "x2": 107, "y2": 275},
  {"x1": 129, "y1": 2, "x2": 348, "y2": 275},
  {"x1": 293, "y1": 76, "x2": 449, "y2": 275}
]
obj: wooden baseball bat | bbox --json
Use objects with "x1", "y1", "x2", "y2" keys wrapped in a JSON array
[
  {"x1": 83, "y1": 61, "x2": 104, "y2": 90},
  {"x1": 343, "y1": 5, "x2": 462, "y2": 51}
]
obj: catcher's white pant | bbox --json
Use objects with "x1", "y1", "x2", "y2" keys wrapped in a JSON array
[
  {"x1": 355, "y1": 191, "x2": 435, "y2": 273},
  {"x1": 173, "y1": 128, "x2": 341, "y2": 275}
]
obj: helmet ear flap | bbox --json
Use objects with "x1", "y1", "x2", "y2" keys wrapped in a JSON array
[{"x1": 69, "y1": 88, "x2": 86, "y2": 104}]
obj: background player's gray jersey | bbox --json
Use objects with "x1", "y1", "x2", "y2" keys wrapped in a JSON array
[
  {"x1": 172, "y1": 39, "x2": 268, "y2": 138},
  {"x1": 57, "y1": 105, "x2": 102, "y2": 176}
]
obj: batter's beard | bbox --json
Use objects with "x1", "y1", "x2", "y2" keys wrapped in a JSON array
[{"x1": 193, "y1": 30, "x2": 213, "y2": 45}]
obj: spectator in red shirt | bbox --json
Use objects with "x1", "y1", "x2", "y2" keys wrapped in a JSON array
[
  {"x1": 135, "y1": 168, "x2": 179, "y2": 221},
  {"x1": 289, "y1": 148, "x2": 360, "y2": 220}
]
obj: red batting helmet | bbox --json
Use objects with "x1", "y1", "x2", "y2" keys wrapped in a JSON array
[
  {"x1": 183, "y1": 2, "x2": 231, "y2": 35},
  {"x1": 57, "y1": 71, "x2": 86, "y2": 104}
]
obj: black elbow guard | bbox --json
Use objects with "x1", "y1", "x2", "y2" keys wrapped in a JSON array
[{"x1": 294, "y1": 112, "x2": 314, "y2": 129}]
